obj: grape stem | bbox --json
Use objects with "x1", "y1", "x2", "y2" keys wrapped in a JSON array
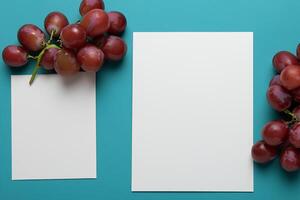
[
  {"x1": 57, "y1": 39, "x2": 63, "y2": 48},
  {"x1": 27, "y1": 55, "x2": 37, "y2": 59},
  {"x1": 47, "y1": 30, "x2": 56, "y2": 44},
  {"x1": 283, "y1": 110, "x2": 299, "y2": 125},
  {"x1": 29, "y1": 44, "x2": 61, "y2": 85}
]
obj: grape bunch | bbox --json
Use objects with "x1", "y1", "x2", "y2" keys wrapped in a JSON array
[
  {"x1": 2, "y1": 0, "x2": 127, "y2": 85},
  {"x1": 251, "y1": 47, "x2": 300, "y2": 172}
]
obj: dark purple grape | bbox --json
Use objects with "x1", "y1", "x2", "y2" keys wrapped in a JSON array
[
  {"x1": 54, "y1": 49, "x2": 80, "y2": 75},
  {"x1": 77, "y1": 44, "x2": 104, "y2": 72},
  {"x1": 289, "y1": 123, "x2": 300, "y2": 148},
  {"x1": 2, "y1": 45, "x2": 28, "y2": 67},
  {"x1": 280, "y1": 146, "x2": 299, "y2": 172},
  {"x1": 93, "y1": 34, "x2": 107, "y2": 48},
  {"x1": 267, "y1": 85, "x2": 292, "y2": 112},
  {"x1": 293, "y1": 106, "x2": 300, "y2": 120},
  {"x1": 251, "y1": 140, "x2": 277, "y2": 163},
  {"x1": 40, "y1": 47, "x2": 59, "y2": 70},
  {"x1": 280, "y1": 65, "x2": 300, "y2": 90},
  {"x1": 273, "y1": 51, "x2": 299, "y2": 73},
  {"x1": 80, "y1": 9, "x2": 109, "y2": 38},
  {"x1": 102, "y1": 36, "x2": 127, "y2": 61},
  {"x1": 60, "y1": 24, "x2": 87, "y2": 49},
  {"x1": 291, "y1": 87, "x2": 300, "y2": 102},
  {"x1": 261, "y1": 120, "x2": 289, "y2": 146},
  {"x1": 107, "y1": 11, "x2": 127, "y2": 35},
  {"x1": 18, "y1": 24, "x2": 46, "y2": 52},
  {"x1": 269, "y1": 75, "x2": 281, "y2": 86},
  {"x1": 80, "y1": 0, "x2": 105, "y2": 16},
  {"x1": 44, "y1": 12, "x2": 69, "y2": 37}
]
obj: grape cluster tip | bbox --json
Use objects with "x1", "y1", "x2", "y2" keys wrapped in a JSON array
[{"x1": 252, "y1": 46, "x2": 300, "y2": 172}]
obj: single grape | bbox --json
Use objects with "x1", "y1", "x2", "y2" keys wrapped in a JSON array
[
  {"x1": 40, "y1": 47, "x2": 59, "y2": 70},
  {"x1": 280, "y1": 146, "x2": 299, "y2": 172},
  {"x1": 267, "y1": 85, "x2": 292, "y2": 112},
  {"x1": 269, "y1": 75, "x2": 281, "y2": 86},
  {"x1": 77, "y1": 44, "x2": 104, "y2": 72},
  {"x1": 102, "y1": 36, "x2": 127, "y2": 61},
  {"x1": 44, "y1": 12, "x2": 69, "y2": 37},
  {"x1": 80, "y1": 0, "x2": 105, "y2": 16},
  {"x1": 280, "y1": 65, "x2": 300, "y2": 90},
  {"x1": 54, "y1": 49, "x2": 80, "y2": 75},
  {"x1": 289, "y1": 123, "x2": 300, "y2": 148},
  {"x1": 251, "y1": 140, "x2": 277, "y2": 163},
  {"x1": 291, "y1": 87, "x2": 300, "y2": 103},
  {"x1": 60, "y1": 24, "x2": 87, "y2": 49},
  {"x1": 18, "y1": 24, "x2": 46, "y2": 52},
  {"x1": 107, "y1": 11, "x2": 127, "y2": 35},
  {"x1": 273, "y1": 51, "x2": 299, "y2": 73},
  {"x1": 293, "y1": 106, "x2": 300, "y2": 120},
  {"x1": 80, "y1": 9, "x2": 109, "y2": 38},
  {"x1": 2, "y1": 45, "x2": 28, "y2": 67},
  {"x1": 261, "y1": 120, "x2": 289, "y2": 146}
]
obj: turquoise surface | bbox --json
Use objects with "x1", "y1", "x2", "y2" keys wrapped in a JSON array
[{"x1": 1, "y1": 0, "x2": 300, "y2": 199}]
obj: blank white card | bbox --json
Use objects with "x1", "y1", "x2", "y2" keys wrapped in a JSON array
[
  {"x1": 11, "y1": 72, "x2": 96, "y2": 180},
  {"x1": 132, "y1": 32, "x2": 253, "y2": 192}
]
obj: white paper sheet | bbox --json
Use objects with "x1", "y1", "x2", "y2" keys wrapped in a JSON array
[
  {"x1": 132, "y1": 32, "x2": 253, "y2": 192},
  {"x1": 11, "y1": 72, "x2": 96, "y2": 180}
]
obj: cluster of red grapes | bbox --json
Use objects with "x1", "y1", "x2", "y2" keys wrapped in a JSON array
[
  {"x1": 251, "y1": 45, "x2": 300, "y2": 172},
  {"x1": 2, "y1": 0, "x2": 127, "y2": 85}
]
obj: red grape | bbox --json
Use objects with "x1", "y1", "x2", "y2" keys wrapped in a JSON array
[
  {"x1": 267, "y1": 85, "x2": 292, "y2": 112},
  {"x1": 262, "y1": 120, "x2": 289, "y2": 146},
  {"x1": 40, "y1": 47, "x2": 59, "y2": 70},
  {"x1": 107, "y1": 11, "x2": 127, "y2": 35},
  {"x1": 293, "y1": 106, "x2": 300, "y2": 120},
  {"x1": 280, "y1": 65, "x2": 300, "y2": 90},
  {"x1": 2, "y1": 45, "x2": 28, "y2": 67},
  {"x1": 80, "y1": 9, "x2": 109, "y2": 38},
  {"x1": 79, "y1": 0, "x2": 105, "y2": 16},
  {"x1": 269, "y1": 75, "x2": 281, "y2": 86},
  {"x1": 280, "y1": 146, "x2": 299, "y2": 172},
  {"x1": 102, "y1": 36, "x2": 127, "y2": 61},
  {"x1": 54, "y1": 49, "x2": 80, "y2": 75},
  {"x1": 77, "y1": 44, "x2": 104, "y2": 72},
  {"x1": 291, "y1": 87, "x2": 300, "y2": 103},
  {"x1": 18, "y1": 24, "x2": 46, "y2": 52},
  {"x1": 289, "y1": 123, "x2": 300, "y2": 148},
  {"x1": 251, "y1": 141, "x2": 277, "y2": 163},
  {"x1": 60, "y1": 24, "x2": 87, "y2": 49},
  {"x1": 44, "y1": 12, "x2": 69, "y2": 37},
  {"x1": 273, "y1": 51, "x2": 299, "y2": 73}
]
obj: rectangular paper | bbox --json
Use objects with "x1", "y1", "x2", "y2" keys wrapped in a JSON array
[
  {"x1": 11, "y1": 72, "x2": 96, "y2": 180},
  {"x1": 132, "y1": 32, "x2": 253, "y2": 192}
]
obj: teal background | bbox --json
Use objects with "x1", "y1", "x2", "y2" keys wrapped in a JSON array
[{"x1": 1, "y1": 0, "x2": 300, "y2": 199}]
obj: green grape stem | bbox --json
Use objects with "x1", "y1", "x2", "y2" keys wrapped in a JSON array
[
  {"x1": 27, "y1": 55, "x2": 37, "y2": 59},
  {"x1": 283, "y1": 110, "x2": 299, "y2": 126},
  {"x1": 29, "y1": 30, "x2": 60, "y2": 85},
  {"x1": 29, "y1": 43, "x2": 61, "y2": 85},
  {"x1": 48, "y1": 30, "x2": 56, "y2": 44}
]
